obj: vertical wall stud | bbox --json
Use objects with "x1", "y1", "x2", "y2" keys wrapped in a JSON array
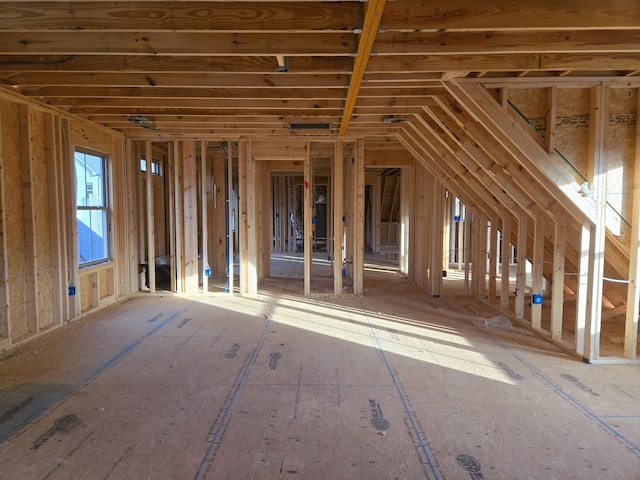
[
  {"x1": 333, "y1": 140, "x2": 344, "y2": 295},
  {"x1": 551, "y1": 218, "x2": 566, "y2": 340},
  {"x1": 531, "y1": 216, "x2": 545, "y2": 328},
  {"x1": 145, "y1": 140, "x2": 155, "y2": 293}
]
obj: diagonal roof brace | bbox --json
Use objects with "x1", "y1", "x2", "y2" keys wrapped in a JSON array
[{"x1": 339, "y1": 0, "x2": 387, "y2": 136}]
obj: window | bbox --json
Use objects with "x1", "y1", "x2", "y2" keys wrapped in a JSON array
[
  {"x1": 75, "y1": 149, "x2": 109, "y2": 266},
  {"x1": 140, "y1": 157, "x2": 161, "y2": 175}
]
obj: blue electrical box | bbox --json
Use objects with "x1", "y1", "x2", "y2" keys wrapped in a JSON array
[{"x1": 532, "y1": 294, "x2": 543, "y2": 305}]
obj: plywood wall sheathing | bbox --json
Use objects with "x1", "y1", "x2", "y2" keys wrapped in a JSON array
[
  {"x1": 0, "y1": 99, "x2": 28, "y2": 342},
  {"x1": 32, "y1": 110, "x2": 55, "y2": 331},
  {"x1": 607, "y1": 87, "x2": 637, "y2": 242},
  {"x1": 555, "y1": 88, "x2": 591, "y2": 181},
  {"x1": 80, "y1": 273, "x2": 94, "y2": 312},
  {"x1": 507, "y1": 88, "x2": 548, "y2": 140}
]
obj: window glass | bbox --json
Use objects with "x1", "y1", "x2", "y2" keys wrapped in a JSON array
[{"x1": 75, "y1": 149, "x2": 109, "y2": 266}]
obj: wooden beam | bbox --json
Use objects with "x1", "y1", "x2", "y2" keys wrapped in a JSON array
[
  {"x1": 477, "y1": 211, "x2": 488, "y2": 298},
  {"x1": 145, "y1": 140, "x2": 155, "y2": 294},
  {"x1": 500, "y1": 213, "x2": 511, "y2": 310},
  {"x1": 488, "y1": 215, "x2": 498, "y2": 304},
  {"x1": 531, "y1": 216, "x2": 545, "y2": 329},
  {"x1": 3, "y1": 72, "x2": 350, "y2": 89},
  {"x1": 45, "y1": 114, "x2": 64, "y2": 326},
  {"x1": 624, "y1": 92, "x2": 640, "y2": 359},
  {"x1": 304, "y1": 142, "x2": 312, "y2": 295},
  {"x1": 200, "y1": 140, "x2": 208, "y2": 293},
  {"x1": 0, "y1": 32, "x2": 356, "y2": 56},
  {"x1": 246, "y1": 141, "x2": 258, "y2": 295},
  {"x1": 373, "y1": 30, "x2": 640, "y2": 56},
  {"x1": 430, "y1": 177, "x2": 443, "y2": 297},
  {"x1": 339, "y1": 0, "x2": 387, "y2": 136},
  {"x1": 464, "y1": 206, "x2": 472, "y2": 296},
  {"x1": 584, "y1": 85, "x2": 608, "y2": 361},
  {"x1": 576, "y1": 222, "x2": 591, "y2": 356},
  {"x1": 382, "y1": 1, "x2": 640, "y2": 30},
  {"x1": 182, "y1": 140, "x2": 198, "y2": 293},
  {"x1": 551, "y1": 218, "x2": 566, "y2": 340},
  {"x1": 18, "y1": 104, "x2": 38, "y2": 333},
  {"x1": 399, "y1": 165, "x2": 413, "y2": 277},
  {"x1": 173, "y1": 141, "x2": 184, "y2": 293},
  {"x1": 353, "y1": 139, "x2": 365, "y2": 295},
  {"x1": 333, "y1": 140, "x2": 344, "y2": 295},
  {"x1": 368, "y1": 53, "x2": 640, "y2": 75},
  {"x1": 0, "y1": 54, "x2": 354, "y2": 74},
  {"x1": 546, "y1": 86, "x2": 557, "y2": 155},
  {"x1": 227, "y1": 141, "x2": 234, "y2": 293},
  {"x1": 167, "y1": 142, "x2": 177, "y2": 292},
  {"x1": 515, "y1": 214, "x2": 527, "y2": 320},
  {"x1": 0, "y1": 103, "x2": 11, "y2": 343},
  {"x1": 1, "y1": 3, "x2": 362, "y2": 32},
  {"x1": 372, "y1": 174, "x2": 382, "y2": 253}
]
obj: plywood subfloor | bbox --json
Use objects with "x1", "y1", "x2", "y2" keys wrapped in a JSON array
[{"x1": 1, "y1": 256, "x2": 640, "y2": 479}]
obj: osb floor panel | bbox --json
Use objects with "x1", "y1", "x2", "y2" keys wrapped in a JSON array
[{"x1": 1, "y1": 258, "x2": 640, "y2": 479}]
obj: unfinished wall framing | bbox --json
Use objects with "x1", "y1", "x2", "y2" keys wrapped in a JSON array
[
  {"x1": 0, "y1": 90, "x2": 136, "y2": 350},
  {"x1": 1, "y1": 78, "x2": 640, "y2": 363}
]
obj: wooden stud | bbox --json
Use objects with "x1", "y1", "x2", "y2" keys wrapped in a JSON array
[
  {"x1": 212, "y1": 148, "x2": 225, "y2": 278},
  {"x1": 200, "y1": 140, "x2": 208, "y2": 293},
  {"x1": 551, "y1": 218, "x2": 566, "y2": 340},
  {"x1": 500, "y1": 213, "x2": 511, "y2": 310},
  {"x1": 353, "y1": 139, "x2": 365, "y2": 295},
  {"x1": 488, "y1": 215, "x2": 498, "y2": 304},
  {"x1": 624, "y1": 92, "x2": 640, "y2": 359},
  {"x1": 227, "y1": 141, "x2": 234, "y2": 293},
  {"x1": 239, "y1": 140, "x2": 248, "y2": 295},
  {"x1": 477, "y1": 212, "x2": 488, "y2": 298},
  {"x1": 531, "y1": 216, "x2": 546, "y2": 329},
  {"x1": 246, "y1": 141, "x2": 258, "y2": 295},
  {"x1": 515, "y1": 214, "x2": 527, "y2": 320},
  {"x1": 183, "y1": 140, "x2": 198, "y2": 293},
  {"x1": 576, "y1": 222, "x2": 592, "y2": 356},
  {"x1": 173, "y1": 142, "x2": 184, "y2": 293},
  {"x1": 333, "y1": 140, "x2": 344, "y2": 295},
  {"x1": 145, "y1": 140, "x2": 155, "y2": 294},
  {"x1": 0, "y1": 102, "x2": 10, "y2": 343},
  {"x1": 136, "y1": 143, "x2": 145, "y2": 280},
  {"x1": 304, "y1": 142, "x2": 312, "y2": 295},
  {"x1": 464, "y1": 206, "x2": 472, "y2": 296},
  {"x1": 260, "y1": 160, "x2": 270, "y2": 280},
  {"x1": 166, "y1": 142, "x2": 176, "y2": 292},
  {"x1": 471, "y1": 210, "x2": 480, "y2": 296},
  {"x1": 584, "y1": 85, "x2": 608, "y2": 361},
  {"x1": 546, "y1": 86, "x2": 557, "y2": 155},
  {"x1": 373, "y1": 175, "x2": 382, "y2": 253},
  {"x1": 442, "y1": 191, "x2": 451, "y2": 283},
  {"x1": 19, "y1": 104, "x2": 38, "y2": 333},
  {"x1": 399, "y1": 165, "x2": 413, "y2": 278},
  {"x1": 457, "y1": 199, "x2": 464, "y2": 271},
  {"x1": 60, "y1": 119, "x2": 80, "y2": 318},
  {"x1": 45, "y1": 115, "x2": 64, "y2": 326},
  {"x1": 430, "y1": 178, "x2": 443, "y2": 297}
]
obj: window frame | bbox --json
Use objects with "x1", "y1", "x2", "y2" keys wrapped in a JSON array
[{"x1": 75, "y1": 147, "x2": 111, "y2": 268}]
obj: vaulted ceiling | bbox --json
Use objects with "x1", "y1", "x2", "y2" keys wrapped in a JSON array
[{"x1": 1, "y1": 0, "x2": 639, "y2": 138}]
